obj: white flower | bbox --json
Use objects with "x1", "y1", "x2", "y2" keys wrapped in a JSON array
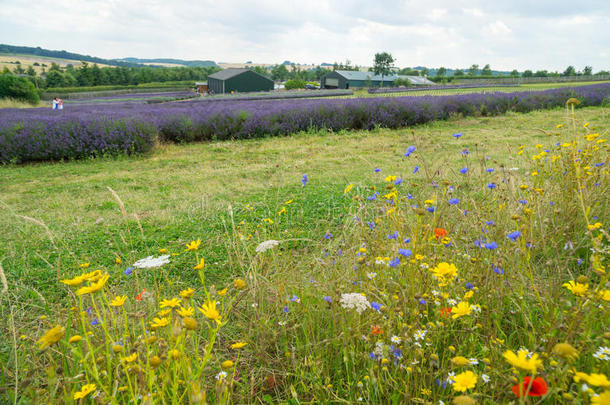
[
  {"x1": 469, "y1": 358, "x2": 479, "y2": 365},
  {"x1": 133, "y1": 255, "x2": 170, "y2": 269},
  {"x1": 481, "y1": 374, "x2": 490, "y2": 383},
  {"x1": 340, "y1": 293, "x2": 371, "y2": 314},
  {"x1": 471, "y1": 304, "x2": 482, "y2": 313},
  {"x1": 413, "y1": 329, "x2": 427, "y2": 341},
  {"x1": 216, "y1": 371, "x2": 227, "y2": 380},
  {"x1": 255, "y1": 240, "x2": 279, "y2": 253},
  {"x1": 446, "y1": 372, "x2": 455, "y2": 384},
  {"x1": 278, "y1": 321, "x2": 287, "y2": 326},
  {"x1": 367, "y1": 272, "x2": 377, "y2": 280},
  {"x1": 447, "y1": 299, "x2": 457, "y2": 306},
  {"x1": 593, "y1": 346, "x2": 610, "y2": 361},
  {"x1": 518, "y1": 347, "x2": 533, "y2": 358},
  {"x1": 391, "y1": 335, "x2": 402, "y2": 344}
]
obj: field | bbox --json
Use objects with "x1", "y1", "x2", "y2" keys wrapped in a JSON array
[
  {"x1": 1, "y1": 89, "x2": 609, "y2": 404},
  {"x1": 0, "y1": 53, "x2": 112, "y2": 74}
]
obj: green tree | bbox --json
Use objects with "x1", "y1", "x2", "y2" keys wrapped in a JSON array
[
  {"x1": 510, "y1": 69, "x2": 520, "y2": 77},
  {"x1": 583, "y1": 66, "x2": 593, "y2": 76},
  {"x1": 0, "y1": 74, "x2": 40, "y2": 104},
  {"x1": 563, "y1": 66, "x2": 576, "y2": 76},
  {"x1": 26, "y1": 66, "x2": 37, "y2": 76},
  {"x1": 420, "y1": 67, "x2": 429, "y2": 77},
  {"x1": 534, "y1": 70, "x2": 548, "y2": 77},
  {"x1": 373, "y1": 52, "x2": 395, "y2": 87},
  {"x1": 454, "y1": 69, "x2": 464, "y2": 77},
  {"x1": 436, "y1": 67, "x2": 447, "y2": 77},
  {"x1": 271, "y1": 64, "x2": 289, "y2": 81},
  {"x1": 13, "y1": 64, "x2": 25, "y2": 75},
  {"x1": 522, "y1": 70, "x2": 533, "y2": 78},
  {"x1": 481, "y1": 64, "x2": 492, "y2": 76},
  {"x1": 468, "y1": 64, "x2": 479, "y2": 76}
]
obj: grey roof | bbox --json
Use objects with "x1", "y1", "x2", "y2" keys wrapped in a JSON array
[
  {"x1": 334, "y1": 70, "x2": 436, "y2": 85},
  {"x1": 208, "y1": 68, "x2": 249, "y2": 80}
]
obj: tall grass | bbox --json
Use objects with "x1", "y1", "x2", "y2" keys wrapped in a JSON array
[{"x1": 0, "y1": 97, "x2": 47, "y2": 109}]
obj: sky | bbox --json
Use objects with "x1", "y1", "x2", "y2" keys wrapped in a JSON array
[{"x1": 1, "y1": 0, "x2": 609, "y2": 72}]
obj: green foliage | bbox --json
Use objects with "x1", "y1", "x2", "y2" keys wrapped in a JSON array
[
  {"x1": 284, "y1": 79, "x2": 306, "y2": 90},
  {"x1": 373, "y1": 52, "x2": 395, "y2": 81},
  {"x1": 0, "y1": 73, "x2": 40, "y2": 104},
  {"x1": 481, "y1": 64, "x2": 492, "y2": 76}
]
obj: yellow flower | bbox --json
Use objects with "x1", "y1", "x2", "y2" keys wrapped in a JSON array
[
  {"x1": 451, "y1": 302, "x2": 473, "y2": 319},
  {"x1": 122, "y1": 353, "x2": 138, "y2": 363},
  {"x1": 73, "y1": 383, "x2": 96, "y2": 400},
  {"x1": 169, "y1": 349, "x2": 181, "y2": 360},
  {"x1": 598, "y1": 290, "x2": 610, "y2": 302},
  {"x1": 193, "y1": 258, "x2": 205, "y2": 270},
  {"x1": 160, "y1": 298, "x2": 182, "y2": 309},
  {"x1": 464, "y1": 291, "x2": 474, "y2": 300},
  {"x1": 552, "y1": 343, "x2": 579, "y2": 361},
  {"x1": 217, "y1": 288, "x2": 228, "y2": 297},
  {"x1": 451, "y1": 356, "x2": 471, "y2": 367},
  {"x1": 150, "y1": 317, "x2": 169, "y2": 329},
  {"x1": 177, "y1": 306, "x2": 195, "y2": 317},
  {"x1": 278, "y1": 206, "x2": 287, "y2": 215},
  {"x1": 588, "y1": 222, "x2": 603, "y2": 230},
  {"x1": 159, "y1": 248, "x2": 168, "y2": 254},
  {"x1": 76, "y1": 273, "x2": 110, "y2": 296},
  {"x1": 110, "y1": 295, "x2": 127, "y2": 307},
  {"x1": 592, "y1": 391, "x2": 610, "y2": 405},
  {"x1": 233, "y1": 279, "x2": 246, "y2": 290},
  {"x1": 199, "y1": 300, "x2": 222, "y2": 324},
  {"x1": 37, "y1": 325, "x2": 65, "y2": 350},
  {"x1": 179, "y1": 288, "x2": 195, "y2": 299},
  {"x1": 284, "y1": 199, "x2": 293, "y2": 205},
  {"x1": 115, "y1": 257, "x2": 122, "y2": 264},
  {"x1": 68, "y1": 335, "x2": 82, "y2": 344},
  {"x1": 158, "y1": 309, "x2": 171, "y2": 317},
  {"x1": 186, "y1": 238, "x2": 202, "y2": 251},
  {"x1": 586, "y1": 373, "x2": 610, "y2": 388},
  {"x1": 430, "y1": 262, "x2": 458, "y2": 281},
  {"x1": 452, "y1": 370, "x2": 477, "y2": 392},
  {"x1": 263, "y1": 218, "x2": 274, "y2": 224},
  {"x1": 231, "y1": 342, "x2": 248, "y2": 349},
  {"x1": 182, "y1": 317, "x2": 198, "y2": 330},
  {"x1": 221, "y1": 360, "x2": 234, "y2": 369},
  {"x1": 61, "y1": 274, "x2": 86, "y2": 286},
  {"x1": 82, "y1": 269, "x2": 103, "y2": 282},
  {"x1": 149, "y1": 355, "x2": 162, "y2": 368},
  {"x1": 79, "y1": 262, "x2": 90, "y2": 268},
  {"x1": 503, "y1": 350, "x2": 542, "y2": 373},
  {"x1": 344, "y1": 183, "x2": 354, "y2": 194},
  {"x1": 562, "y1": 280, "x2": 589, "y2": 297},
  {"x1": 384, "y1": 175, "x2": 397, "y2": 183}
]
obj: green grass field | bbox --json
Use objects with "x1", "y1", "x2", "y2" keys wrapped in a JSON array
[{"x1": 1, "y1": 106, "x2": 608, "y2": 403}]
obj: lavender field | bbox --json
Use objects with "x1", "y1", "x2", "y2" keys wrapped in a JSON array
[{"x1": 1, "y1": 83, "x2": 609, "y2": 163}]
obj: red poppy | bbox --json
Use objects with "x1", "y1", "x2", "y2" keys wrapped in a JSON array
[
  {"x1": 371, "y1": 326, "x2": 383, "y2": 335},
  {"x1": 434, "y1": 228, "x2": 448, "y2": 240},
  {"x1": 135, "y1": 289, "x2": 146, "y2": 301},
  {"x1": 440, "y1": 307, "x2": 452, "y2": 317},
  {"x1": 512, "y1": 376, "x2": 548, "y2": 397}
]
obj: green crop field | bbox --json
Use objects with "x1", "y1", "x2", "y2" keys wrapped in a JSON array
[{"x1": 0, "y1": 105, "x2": 608, "y2": 403}]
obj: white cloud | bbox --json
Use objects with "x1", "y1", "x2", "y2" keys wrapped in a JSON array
[{"x1": 487, "y1": 20, "x2": 512, "y2": 36}]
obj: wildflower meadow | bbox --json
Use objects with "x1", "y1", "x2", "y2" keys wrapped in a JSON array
[{"x1": 0, "y1": 99, "x2": 608, "y2": 404}]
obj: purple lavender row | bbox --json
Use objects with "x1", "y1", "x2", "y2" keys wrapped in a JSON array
[{"x1": 1, "y1": 83, "x2": 609, "y2": 163}]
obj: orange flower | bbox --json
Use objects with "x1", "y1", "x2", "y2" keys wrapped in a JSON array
[
  {"x1": 372, "y1": 325, "x2": 383, "y2": 335},
  {"x1": 440, "y1": 307, "x2": 452, "y2": 317},
  {"x1": 434, "y1": 228, "x2": 448, "y2": 239}
]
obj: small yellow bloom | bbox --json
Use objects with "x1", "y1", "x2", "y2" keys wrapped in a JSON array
[
  {"x1": 588, "y1": 222, "x2": 602, "y2": 230},
  {"x1": 591, "y1": 391, "x2": 610, "y2": 405},
  {"x1": 150, "y1": 317, "x2": 169, "y2": 329},
  {"x1": 110, "y1": 295, "x2": 127, "y2": 307},
  {"x1": 233, "y1": 279, "x2": 246, "y2": 290},
  {"x1": 263, "y1": 218, "x2": 274, "y2": 224},
  {"x1": 76, "y1": 273, "x2": 110, "y2": 296},
  {"x1": 451, "y1": 356, "x2": 471, "y2": 367},
  {"x1": 115, "y1": 257, "x2": 122, "y2": 264},
  {"x1": 159, "y1": 248, "x2": 168, "y2": 254},
  {"x1": 68, "y1": 335, "x2": 82, "y2": 344},
  {"x1": 158, "y1": 309, "x2": 171, "y2": 317},
  {"x1": 199, "y1": 300, "x2": 222, "y2": 324},
  {"x1": 217, "y1": 288, "x2": 228, "y2": 297},
  {"x1": 552, "y1": 343, "x2": 579, "y2": 361},
  {"x1": 182, "y1": 317, "x2": 198, "y2": 330},
  {"x1": 73, "y1": 383, "x2": 96, "y2": 400},
  {"x1": 452, "y1": 370, "x2": 477, "y2": 392},
  {"x1": 562, "y1": 280, "x2": 589, "y2": 297},
  {"x1": 177, "y1": 306, "x2": 195, "y2": 317},
  {"x1": 79, "y1": 262, "x2": 90, "y2": 268},
  {"x1": 193, "y1": 258, "x2": 205, "y2": 270},
  {"x1": 36, "y1": 325, "x2": 65, "y2": 350},
  {"x1": 169, "y1": 349, "x2": 181, "y2": 360},
  {"x1": 451, "y1": 302, "x2": 473, "y2": 319},
  {"x1": 122, "y1": 353, "x2": 138, "y2": 363},
  {"x1": 186, "y1": 238, "x2": 202, "y2": 251},
  {"x1": 503, "y1": 350, "x2": 542, "y2": 373},
  {"x1": 179, "y1": 288, "x2": 195, "y2": 299},
  {"x1": 150, "y1": 355, "x2": 162, "y2": 368},
  {"x1": 344, "y1": 183, "x2": 354, "y2": 194},
  {"x1": 284, "y1": 199, "x2": 293, "y2": 205},
  {"x1": 160, "y1": 298, "x2": 182, "y2": 309},
  {"x1": 231, "y1": 342, "x2": 248, "y2": 349},
  {"x1": 221, "y1": 360, "x2": 234, "y2": 369},
  {"x1": 278, "y1": 206, "x2": 287, "y2": 215}
]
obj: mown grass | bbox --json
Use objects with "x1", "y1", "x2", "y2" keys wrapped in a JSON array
[{"x1": 0, "y1": 105, "x2": 608, "y2": 403}]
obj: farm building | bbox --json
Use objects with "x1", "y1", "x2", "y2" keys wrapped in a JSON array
[
  {"x1": 320, "y1": 70, "x2": 435, "y2": 89},
  {"x1": 207, "y1": 68, "x2": 274, "y2": 94},
  {"x1": 194, "y1": 82, "x2": 208, "y2": 94}
]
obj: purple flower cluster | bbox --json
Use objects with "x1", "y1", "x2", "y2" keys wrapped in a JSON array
[{"x1": 2, "y1": 83, "x2": 609, "y2": 163}]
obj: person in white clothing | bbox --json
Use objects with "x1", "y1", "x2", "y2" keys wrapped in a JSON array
[{"x1": 52, "y1": 98, "x2": 58, "y2": 109}]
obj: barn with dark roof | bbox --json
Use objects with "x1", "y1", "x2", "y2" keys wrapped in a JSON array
[
  {"x1": 320, "y1": 70, "x2": 435, "y2": 89},
  {"x1": 207, "y1": 68, "x2": 274, "y2": 94}
]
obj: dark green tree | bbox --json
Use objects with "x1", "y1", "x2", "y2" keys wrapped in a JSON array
[
  {"x1": 373, "y1": 52, "x2": 395, "y2": 87},
  {"x1": 583, "y1": 66, "x2": 593, "y2": 76},
  {"x1": 481, "y1": 64, "x2": 492, "y2": 76},
  {"x1": 0, "y1": 74, "x2": 40, "y2": 104},
  {"x1": 510, "y1": 69, "x2": 520, "y2": 77},
  {"x1": 522, "y1": 70, "x2": 533, "y2": 77},
  {"x1": 436, "y1": 67, "x2": 447, "y2": 77},
  {"x1": 468, "y1": 64, "x2": 479, "y2": 76},
  {"x1": 454, "y1": 69, "x2": 464, "y2": 77},
  {"x1": 563, "y1": 66, "x2": 576, "y2": 76}
]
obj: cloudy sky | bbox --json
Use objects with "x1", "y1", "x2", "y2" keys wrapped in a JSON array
[{"x1": 1, "y1": 0, "x2": 609, "y2": 72}]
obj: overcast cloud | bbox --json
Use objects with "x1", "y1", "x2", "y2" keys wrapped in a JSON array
[{"x1": 1, "y1": 0, "x2": 609, "y2": 71}]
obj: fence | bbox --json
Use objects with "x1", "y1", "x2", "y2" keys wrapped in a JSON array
[{"x1": 453, "y1": 75, "x2": 610, "y2": 85}]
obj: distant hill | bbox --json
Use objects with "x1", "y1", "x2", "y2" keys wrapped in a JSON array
[
  {"x1": 116, "y1": 57, "x2": 218, "y2": 68},
  {"x1": 412, "y1": 66, "x2": 513, "y2": 76},
  {"x1": 0, "y1": 44, "x2": 143, "y2": 67}
]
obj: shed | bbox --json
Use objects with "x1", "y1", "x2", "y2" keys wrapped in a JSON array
[
  {"x1": 321, "y1": 70, "x2": 435, "y2": 89},
  {"x1": 207, "y1": 68, "x2": 274, "y2": 94},
  {"x1": 195, "y1": 82, "x2": 208, "y2": 94}
]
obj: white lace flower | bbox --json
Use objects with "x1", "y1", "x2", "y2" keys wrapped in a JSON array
[
  {"x1": 255, "y1": 240, "x2": 279, "y2": 253},
  {"x1": 133, "y1": 255, "x2": 170, "y2": 269},
  {"x1": 340, "y1": 293, "x2": 371, "y2": 314},
  {"x1": 593, "y1": 346, "x2": 610, "y2": 361}
]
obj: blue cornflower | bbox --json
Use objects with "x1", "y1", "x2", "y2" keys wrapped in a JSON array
[
  {"x1": 526, "y1": 243, "x2": 533, "y2": 248},
  {"x1": 404, "y1": 146, "x2": 416, "y2": 157},
  {"x1": 486, "y1": 220, "x2": 495, "y2": 226},
  {"x1": 487, "y1": 183, "x2": 497, "y2": 189},
  {"x1": 374, "y1": 168, "x2": 381, "y2": 172},
  {"x1": 413, "y1": 166, "x2": 420, "y2": 173},
  {"x1": 323, "y1": 296, "x2": 332, "y2": 303},
  {"x1": 371, "y1": 302, "x2": 383, "y2": 311},
  {"x1": 86, "y1": 306, "x2": 92, "y2": 315},
  {"x1": 367, "y1": 192, "x2": 379, "y2": 201},
  {"x1": 448, "y1": 198, "x2": 459, "y2": 205},
  {"x1": 507, "y1": 230, "x2": 521, "y2": 241},
  {"x1": 404, "y1": 238, "x2": 411, "y2": 244},
  {"x1": 595, "y1": 162, "x2": 605, "y2": 167},
  {"x1": 389, "y1": 258, "x2": 400, "y2": 267},
  {"x1": 394, "y1": 178, "x2": 403, "y2": 186},
  {"x1": 465, "y1": 282, "x2": 474, "y2": 290},
  {"x1": 459, "y1": 167, "x2": 469, "y2": 174},
  {"x1": 426, "y1": 206, "x2": 435, "y2": 213},
  {"x1": 493, "y1": 266, "x2": 504, "y2": 275},
  {"x1": 519, "y1": 199, "x2": 528, "y2": 205},
  {"x1": 398, "y1": 248, "x2": 412, "y2": 257},
  {"x1": 462, "y1": 209, "x2": 468, "y2": 216},
  {"x1": 368, "y1": 221, "x2": 375, "y2": 230},
  {"x1": 301, "y1": 174, "x2": 308, "y2": 186},
  {"x1": 474, "y1": 239, "x2": 483, "y2": 248},
  {"x1": 484, "y1": 242, "x2": 498, "y2": 250},
  {"x1": 407, "y1": 193, "x2": 413, "y2": 199},
  {"x1": 462, "y1": 148, "x2": 469, "y2": 155},
  {"x1": 91, "y1": 318, "x2": 99, "y2": 326},
  {"x1": 323, "y1": 232, "x2": 333, "y2": 240},
  {"x1": 418, "y1": 298, "x2": 426, "y2": 305},
  {"x1": 290, "y1": 295, "x2": 300, "y2": 302},
  {"x1": 577, "y1": 258, "x2": 583, "y2": 266},
  {"x1": 283, "y1": 306, "x2": 289, "y2": 313},
  {"x1": 486, "y1": 168, "x2": 495, "y2": 173},
  {"x1": 453, "y1": 132, "x2": 462, "y2": 138},
  {"x1": 387, "y1": 231, "x2": 399, "y2": 239},
  {"x1": 336, "y1": 249, "x2": 343, "y2": 256},
  {"x1": 124, "y1": 266, "x2": 133, "y2": 276}
]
